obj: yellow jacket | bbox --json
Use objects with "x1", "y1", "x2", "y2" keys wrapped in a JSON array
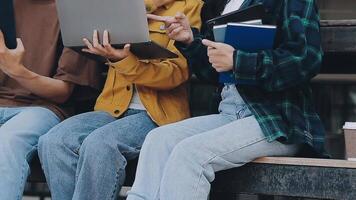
[{"x1": 94, "y1": 0, "x2": 203, "y2": 126}]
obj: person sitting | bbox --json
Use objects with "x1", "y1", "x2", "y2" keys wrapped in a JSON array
[
  {"x1": 0, "y1": 0, "x2": 103, "y2": 199},
  {"x1": 127, "y1": 0, "x2": 327, "y2": 199},
  {"x1": 38, "y1": 0, "x2": 203, "y2": 199}
]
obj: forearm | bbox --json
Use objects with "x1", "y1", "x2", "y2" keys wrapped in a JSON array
[
  {"x1": 175, "y1": 29, "x2": 219, "y2": 84},
  {"x1": 6, "y1": 65, "x2": 74, "y2": 103},
  {"x1": 111, "y1": 52, "x2": 189, "y2": 90}
]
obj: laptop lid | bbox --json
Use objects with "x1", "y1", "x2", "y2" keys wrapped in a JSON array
[
  {"x1": 0, "y1": 0, "x2": 17, "y2": 49},
  {"x1": 56, "y1": 0, "x2": 150, "y2": 47}
]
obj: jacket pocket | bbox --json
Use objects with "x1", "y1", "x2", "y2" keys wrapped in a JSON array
[{"x1": 148, "y1": 21, "x2": 170, "y2": 47}]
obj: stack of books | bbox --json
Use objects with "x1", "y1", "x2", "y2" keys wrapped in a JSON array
[{"x1": 207, "y1": 4, "x2": 277, "y2": 85}]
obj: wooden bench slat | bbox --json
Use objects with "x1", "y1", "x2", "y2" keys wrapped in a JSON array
[
  {"x1": 253, "y1": 157, "x2": 356, "y2": 169},
  {"x1": 312, "y1": 74, "x2": 356, "y2": 83}
]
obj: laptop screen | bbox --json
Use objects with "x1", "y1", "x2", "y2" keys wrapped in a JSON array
[{"x1": 0, "y1": 0, "x2": 17, "y2": 49}]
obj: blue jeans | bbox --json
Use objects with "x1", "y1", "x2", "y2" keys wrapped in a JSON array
[
  {"x1": 38, "y1": 109, "x2": 157, "y2": 200},
  {"x1": 0, "y1": 107, "x2": 60, "y2": 200},
  {"x1": 127, "y1": 85, "x2": 300, "y2": 200}
]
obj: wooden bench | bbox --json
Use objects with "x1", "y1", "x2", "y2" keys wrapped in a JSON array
[{"x1": 211, "y1": 157, "x2": 356, "y2": 200}]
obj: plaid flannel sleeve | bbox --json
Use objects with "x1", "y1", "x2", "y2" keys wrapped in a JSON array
[
  {"x1": 175, "y1": 28, "x2": 219, "y2": 84},
  {"x1": 233, "y1": 0, "x2": 323, "y2": 92}
]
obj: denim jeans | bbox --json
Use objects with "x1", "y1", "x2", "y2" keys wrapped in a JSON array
[
  {"x1": 38, "y1": 109, "x2": 157, "y2": 200},
  {"x1": 0, "y1": 107, "x2": 60, "y2": 200},
  {"x1": 127, "y1": 85, "x2": 299, "y2": 200}
]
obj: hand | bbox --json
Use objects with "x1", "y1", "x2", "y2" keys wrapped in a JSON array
[
  {"x1": 82, "y1": 30, "x2": 131, "y2": 62},
  {"x1": 147, "y1": 12, "x2": 194, "y2": 45},
  {"x1": 202, "y1": 39, "x2": 235, "y2": 72},
  {"x1": 0, "y1": 30, "x2": 26, "y2": 76}
]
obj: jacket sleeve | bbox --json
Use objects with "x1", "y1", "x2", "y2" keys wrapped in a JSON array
[
  {"x1": 175, "y1": 28, "x2": 219, "y2": 85},
  {"x1": 233, "y1": 0, "x2": 322, "y2": 92},
  {"x1": 109, "y1": 0, "x2": 203, "y2": 91}
]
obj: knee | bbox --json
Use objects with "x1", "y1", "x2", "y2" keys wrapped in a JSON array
[
  {"x1": 38, "y1": 126, "x2": 64, "y2": 155},
  {"x1": 79, "y1": 133, "x2": 127, "y2": 166},
  {"x1": 169, "y1": 138, "x2": 204, "y2": 164},
  {"x1": 23, "y1": 107, "x2": 60, "y2": 125},
  {"x1": 80, "y1": 133, "x2": 115, "y2": 156},
  {"x1": 143, "y1": 126, "x2": 181, "y2": 152},
  {"x1": 38, "y1": 121, "x2": 80, "y2": 156}
]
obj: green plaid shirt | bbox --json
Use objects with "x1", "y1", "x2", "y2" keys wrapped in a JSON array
[{"x1": 176, "y1": 0, "x2": 327, "y2": 156}]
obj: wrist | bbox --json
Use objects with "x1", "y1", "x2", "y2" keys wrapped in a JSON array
[
  {"x1": 4, "y1": 64, "x2": 26, "y2": 78},
  {"x1": 107, "y1": 54, "x2": 128, "y2": 63},
  {"x1": 182, "y1": 37, "x2": 194, "y2": 46},
  {"x1": 182, "y1": 31, "x2": 194, "y2": 46}
]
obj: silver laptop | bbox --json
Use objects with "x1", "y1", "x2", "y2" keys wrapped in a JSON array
[{"x1": 56, "y1": 0, "x2": 178, "y2": 59}]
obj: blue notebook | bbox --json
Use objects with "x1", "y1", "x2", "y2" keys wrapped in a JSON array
[{"x1": 213, "y1": 22, "x2": 276, "y2": 85}]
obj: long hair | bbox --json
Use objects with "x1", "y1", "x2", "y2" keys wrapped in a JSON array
[{"x1": 201, "y1": 0, "x2": 230, "y2": 33}]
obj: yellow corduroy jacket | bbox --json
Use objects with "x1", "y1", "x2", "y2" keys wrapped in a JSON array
[{"x1": 94, "y1": 0, "x2": 203, "y2": 126}]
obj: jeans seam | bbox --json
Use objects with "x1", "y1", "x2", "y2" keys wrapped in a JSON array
[
  {"x1": 17, "y1": 145, "x2": 37, "y2": 200},
  {"x1": 191, "y1": 136, "x2": 267, "y2": 200},
  {"x1": 110, "y1": 165, "x2": 126, "y2": 199}
]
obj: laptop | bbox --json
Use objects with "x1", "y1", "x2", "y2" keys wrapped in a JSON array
[
  {"x1": 56, "y1": 0, "x2": 178, "y2": 60},
  {"x1": 0, "y1": 0, "x2": 17, "y2": 49}
]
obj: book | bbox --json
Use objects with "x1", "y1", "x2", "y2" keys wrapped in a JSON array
[
  {"x1": 0, "y1": 0, "x2": 17, "y2": 49},
  {"x1": 225, "y1": 22, "x2": 276, "y2": 52},
  {"x1": 213, "y1": 22, "x2": 276, "y2": 84},
  {"x1": 206, "y1": 4, "x2": 265, "y2": 28},
  {"x1": 213, "y1": 20, "x2": 262, "y2": 42}
]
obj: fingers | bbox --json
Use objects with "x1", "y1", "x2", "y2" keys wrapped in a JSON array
[
  {"x1": 15, "y1": 38, "x2": 25, "y2": 52},
  {"x1": 103, "y1": 30, "x2": 110, "y2": 47},
  {"x1": 83, "y1": 38, "x2": 94, "y2": 49},
  {"x1": 0, "y1": 30, "x2": 6, "y2": 50},
  {"x1": 168, "y1": 26, "x2": 184, "y2": 38},
  {"x1": 202, "y1": 39, "x2": 220, "y2": 49},
  {"x1": 102, "y1": 30, "x2": 116, "y2": 52},
  {"x1": 147, "y1": 14, "x2": 177, "y2": 28},
  {"x1": 123, "y1": 44, "x2": 131, "y2": 53},
  {"x1": 166, "y1": 23, "x2": 181, "y2": 34},
  {"x1": 82, "y1": 37, "x2": 101, "y2": 55},
  {"x1": 92, "y1": 30, "x2": 104, "y2": 50},
  {"x1": 81, "y1": 48, "x2": 94, "y2": 54},
  {"x1": 175, "y1": 12, "x2": 186, "y2": 20},
  {"x1": 147, "y1": 14, "x2": 167, "y2": 22}
]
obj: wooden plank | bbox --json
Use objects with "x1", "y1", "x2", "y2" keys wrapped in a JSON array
[
  {"x1": 211, "y1": 163, "x2": 356, "y2": 200},
  {"x1": 321, "y1": 26, "x2": 356, "y2": 52},
  {"x1": 321, "y1": 19, "x2": 356, "y2": 27},
  {"x1": 253, "y1": 157, "x2": 356, "y2": 169},
  {"x1": 312, "y1": 74, "x2": 356, "y2": 84}
]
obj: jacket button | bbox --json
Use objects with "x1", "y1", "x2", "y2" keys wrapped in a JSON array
[
  {"x1": 126, "y1": 85, "x2": 131, "y2": 91},
  {"x1": 114, "y1": 110, "x2": 120, "y2": 115}
]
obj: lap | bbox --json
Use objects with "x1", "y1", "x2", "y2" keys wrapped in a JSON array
[
  {"x1": 0, "y1": 107, "x2": 60, "y2": 145},
  {"x1": 147, "y1": 113, "x2": 235, "y2": 145},
  {"x1": 85, "y1": 111, "x2": 157, "y2": 151},
  {"x1": 43, "y1": 110, "x2": 157, "y2": 154},
  {"x1": 174, "y1": 116, "x2": 299, "y2": 171},
  {"x1": 41, "y1": 111, "x2": 116, "y2": 151}
]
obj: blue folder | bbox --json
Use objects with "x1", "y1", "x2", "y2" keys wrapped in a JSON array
[{"x1": 213, "y1": 22, "x2": 276, "y2": 85}]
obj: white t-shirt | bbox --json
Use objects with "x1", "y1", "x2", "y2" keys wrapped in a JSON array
[
  {"x1": 222, "y1": 0, "x2": 245, "y2": 15},
  {"x1": 129, "y1": 86, "x2": 146, "y2": 110}
]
